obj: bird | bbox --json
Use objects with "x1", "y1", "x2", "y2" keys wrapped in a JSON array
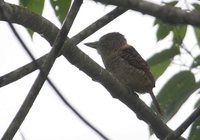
[{"x1": 84, "y1": 32, "x2": 161, "y2": 114}]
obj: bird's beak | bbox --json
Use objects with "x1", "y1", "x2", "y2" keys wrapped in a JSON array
[{"x1": 84, "y1": 41, "x2": 99, "y2": 49}]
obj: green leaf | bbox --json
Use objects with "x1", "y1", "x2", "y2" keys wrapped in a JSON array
[
  {"x1": 188, "y1": 114, "x2": 200, "y2": 140},
  {"x1": 20, "y1": 0, "x2": 44, "y2": 15},
  {"x1": 191, "y1": 55, "x2": 200, "y2": 68},
  {"x1": 147, "y1": 46, "x2": 180, "y2": 79},
  {"x1": 50, "y1": 0, "x2": 72, "y2": 23},
  {"x1": 192, "y1": 3, "x2": 200, "y2": 12},
  {"x1": 150, "y1": 60, "x2": 170, "y2": 80},
  {"x1": 173, "y1": 25, "x2": 187, "y2": 45},
  {"x1": 163, "y1": 1, "x2": 178, "y2": 6},
  {"x1": 27, "y1": 29, "x2": 34, "y2": 38},
  {"x1": 194, "y1": 98, "x2": 200, "y2": 109},
  {"x1": 194, "y1": 27, "x2": 200, "y2": 46},
  {"x1": 155, "y1": 20, "x2": 173, "y2": 41},
  {"x1": 20, "y1": 0, "x2": 45, "y2": 37},
  {"x1": 153, "y1": 71, "x2": 197, "y2": 123},
  {"x1": 154, "y1": 19, "x2": 187, "y2": 43}
]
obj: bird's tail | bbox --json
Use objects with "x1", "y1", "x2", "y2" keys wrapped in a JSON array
[{"x1": 149, "y1": 91, "x2": 162, "y2": 115}]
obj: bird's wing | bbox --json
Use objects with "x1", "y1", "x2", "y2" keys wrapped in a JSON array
[
  {"x1": 119, "y1": 46, "x2": 149, "y2": 71},
  {"x1": 119, "y1": 46, "x2": 155, "y2": 81}
]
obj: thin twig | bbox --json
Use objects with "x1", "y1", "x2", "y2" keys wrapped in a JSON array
[
  {"x1": 19, "y1": 129, "x2": 26, "y2": 140},
  {"x1": 164, "y1": 106, "x2": 200, "y2": 140},
  {"x1": 0, "y1": 54, "x2": 47, "y2": 87},
  {"x1": 181, "y1": 44, "x2": 195, "y2": 59}
]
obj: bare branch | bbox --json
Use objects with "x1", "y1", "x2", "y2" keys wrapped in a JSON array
[
  {"x1": 91, "y1": 0, "x2": 200, "y2": 26},
  {"x1": 0, "y1": 54, "x2": 46, "y2": 87},
  {"x1": 164, "y1": 106, "x2": 200, "y2": 140}
]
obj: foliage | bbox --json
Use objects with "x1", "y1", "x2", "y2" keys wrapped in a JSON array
[
  {"x1": 147, "y1": 46, "x2": 180, "y2": 80},
  {"x1": 20, "y1": 0, "x2": 45, "y2": 36},
  {"x1": 150, "y1": 1, "x2": 200, "y2": 139},
  {"x1": 152, "y1": 71, "x2": 198, "y2": 122},
  {"x1": 20, "y1": 0, "x2": 71, "y2": 36},
  {"x1": 50, "y1": 0, "x2": 72, "y2": 23}
]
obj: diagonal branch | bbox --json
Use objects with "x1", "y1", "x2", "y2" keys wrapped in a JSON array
[
  {"x1": 0, "y1": 54, "x2": 47, "y2": 87},
  {"x1": 92, "y1": 0, "x2": 200, "y2": 26},
  {"x1": 164, "y1": 106, "x2": 200, "y2": 140}
]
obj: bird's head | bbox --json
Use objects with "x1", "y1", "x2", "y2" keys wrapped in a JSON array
[{"x1": 85, "y1": 32, "x2": 127, "y2": 55}]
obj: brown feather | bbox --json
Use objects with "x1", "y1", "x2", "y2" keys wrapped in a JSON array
[{"x1": 119, "y1": 46, "x2": 155, "y2": 87}]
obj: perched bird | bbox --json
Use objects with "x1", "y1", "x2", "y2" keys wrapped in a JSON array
[{"x1": 85, "y1": 32, "x2": 161, "y2": 114}]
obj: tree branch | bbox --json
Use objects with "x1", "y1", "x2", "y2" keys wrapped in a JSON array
[
  {"x1": 164, "y1": 106, "x2": 200, "y2": 140},
  {"x1": 0, "y1": 2, "x2": 187, "y2": 140},
  {"x1": 91, "y1": 0, "x2": 200, "y2": 26},
  {"x1": 0, "y1": 54, "x2": 46, "y2": 87}
]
